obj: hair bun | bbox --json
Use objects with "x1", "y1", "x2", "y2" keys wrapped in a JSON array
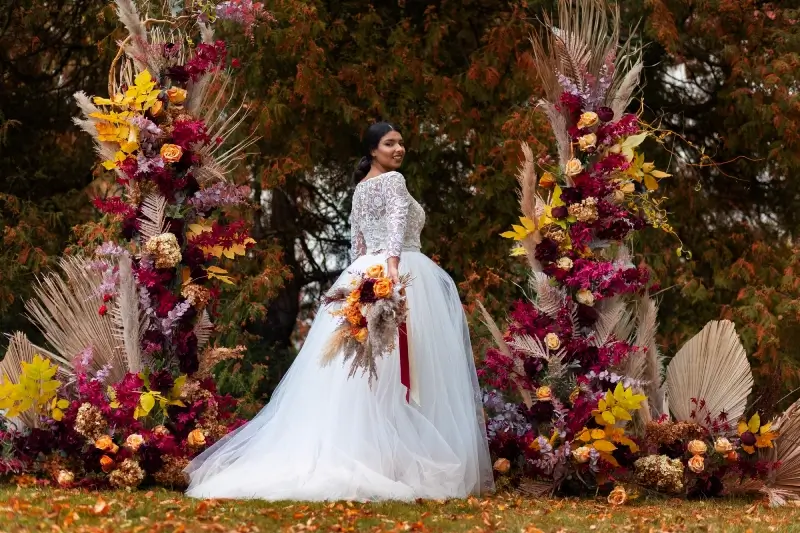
[{"x1": 353, "y1": 156, "x2": 372, "y2": 183}]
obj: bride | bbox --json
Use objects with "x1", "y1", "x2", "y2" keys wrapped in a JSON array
[{"x1": 185, "y1": 122, "x2": 494, "y2": 501}]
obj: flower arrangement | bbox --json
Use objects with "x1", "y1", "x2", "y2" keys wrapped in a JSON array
[
  {"x1": 0, "y1": 0, "x2": 269, "y2": 489},
  {"x1": 482, "y1": 0, "x2": 800, "y2": 506},
  {"x1": 321, "y1": 265, "x2": 412, "y2": 383}
]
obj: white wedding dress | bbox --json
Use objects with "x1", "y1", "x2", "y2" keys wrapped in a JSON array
[{"x1": 185, "y1": 171, "x2": 494, "y2": 501}]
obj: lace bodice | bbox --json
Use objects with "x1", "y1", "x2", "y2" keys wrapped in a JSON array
[{"x1": 349, "y1": 171, "x2": 426, "y2": 260}]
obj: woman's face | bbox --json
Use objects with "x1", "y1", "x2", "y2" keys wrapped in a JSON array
[{"x1": 371, "y1": 130, "x2": 405, "y2": 171}]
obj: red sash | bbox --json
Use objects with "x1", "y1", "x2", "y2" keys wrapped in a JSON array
[{"x1": 399, "y1": 322, "x2": 410, "y2": 403}]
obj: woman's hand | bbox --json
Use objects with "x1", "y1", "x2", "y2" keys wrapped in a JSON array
[{"x1": 387, "y1": 256, "x2": 400, "y2": 283}]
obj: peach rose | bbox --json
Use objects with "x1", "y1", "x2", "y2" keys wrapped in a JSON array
[
  {"x1": 100, "y1": 455, "x2": 115, "y2": 473},
  {"x1": 187, "y1": 429, "x2": 206, "y2": 447},
  {"x1": 577, "y1": 111, "x2": 599, "y2": 129},
  {"x1": 688, "y1": 454, "x2": 705, "y2": 473},
  {"x1": 565, "y1": 158, "x2": 583, "y2": 176},
  {"x1": 572, "y1": 446, "x2": 591, "y2": 464},
  {"x1": 373, "y1": 278, "x2": 394, "y2": 299},
  {"x1": 493, "y1": 458, "x2": 511, "y2": 473},
  {"x1": 576, "y1": 289, "x2": 595, "y2": 306},
  {"x1": 125, "y1": 433, "x2": 144, "y2": 452},
  {"x1": 607, "y1": 485, "x2": 627, "y2": 506},
  {"x1": 536, "y1": 386, "x2": 552, "y2": 401},
  {"x1": 354, "y1": 328, "x2": 368, "y2": 343},
  {"x1": 160, "y1": 143, "x2": 183, "y2": 163},
  {"x1": 346, "y1": 289, "x2": 361, "y2": 305},
  {"x1": 539, "y1": 171, "x2": 556, "y2": 189},
  {"x1": 578, "y1": 133, "x2": 597, "y2": 151},
  {"x1": 544, "y1": 332, "x2": 561, "y2": 350},
  {"x1": 365, "y1": 264, "x2": 385, "y2": 278},
  {"x1": 687, "y1": 439, "x2": 708, "y2": 456},
  {"x1": 56, "y1": 470, "x2": 74, "y2": 487},
  {"x1": 95, "y1": 435, "x2": 119, "y2": 454},
  {"x1": 166, "y1": 87, "x2": 187, "y2": 104},
  {"x1": 153, "y1": 425, "x2": 170, "y2": 437},
  {"x1": 714, "y1": 437, "x2": 733, "y2": 454}
]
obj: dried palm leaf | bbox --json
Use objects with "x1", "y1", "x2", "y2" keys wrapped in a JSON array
[
  {"x1": 138, "y1": 193, "x2": 169, "y2": 243},
  {"x1": 537, "y1": 101, "x2": 572, "y2": 170},
  {"x1": 636, "y1": 294, "x2": 664, "y2": 416},
  {"x1": 664, "y1": 320, "x2": 753, "y2": 427},
  {"x1": 762, "y1": 398, "x2": 800, "y2": 505},
  {"x1": 25, "y1": 256, "x2": 128, "y2": 383},
  {"x1": 517, "y1": 142, "x2": 538, "y2": 222},
  {"x1": 593, "y1": 296, "x2": 625, "y2": 347},
  {"x1": 530, "y1": 272, "x2": 566, "y2": 319},
  {"x1": 111, "y1": 254, "x2": 145, "y2": 373}
]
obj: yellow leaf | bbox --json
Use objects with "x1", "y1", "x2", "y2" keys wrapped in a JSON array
[
  {"x1": 500, "y1": 231, "x2": 518, "y2": 239},
  {"x1": 188, "y1": 223, "x2": 212, "y2": 235},
  {"x1": 590, "y1": 429, "x2": 606, "y2": 440},
  {"x1": 621, "y1": 132, "x2": 648, "y2": 149},
  {"x1": 612, "y1": 406, "x2": 632, "y2": 421},
  {"x1": 171, "y1": 375, "x2": 186, "y2": 399},
  {"x1": 109, "y1": 401, "x2": 120, "y2": 409},
  {"x1": 577, "y1": 429, "x2": 592, "y2": 443},
  {"x1": 597, "y1": 398, "x2": 607, "y2": 412},
  {"x1": 519, "y1": 217, "x2": 536, "y2": 232},
  {"x1": 510, "y1": 246, "x2": 528, "y2": 256},
  {"x1": 650, "y1": 170, "x2": 671, "y2": 178},
  {"x1": 56, "y1": 399, "x2": 69, "y2": 409},
  {"x1": 738, "y1": 420, "x2": 748, "y2": 434},
  {"x1": 206, "y1": 266, "x2": 228, "y2": 274},
  {"x1": 643, "y1": 174, "x2": 659, "y2": 191},
  {"x1": 138, "y1": 392, "x2": 156, "y2": 416},
  {"x1": 761, "y1": 422, "x2": 772, "y2": 435},
  {"x1": 52, "y1": 409, "x2": 64, "y2": 421},
  {"x1": 748, "y1": 413, "x2": 761, "y2": 434},
  {"x1": 602, "y1": 411, "x2": 616, "y2": 426},
  {"x1": 599, "y1": 452, "x2": 620, "y2": 467},
  {"x1": 592, "y1": 439, "x2": 617, "y2": 452}
]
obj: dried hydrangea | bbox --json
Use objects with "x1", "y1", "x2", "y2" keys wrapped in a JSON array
[
  {"x1": 74, "y1": 403, "x2": 107, "y2": 441},
  {"x1": 633, "y1": 455, "x2": 685, "y2": 495},
  {"x1": 194, "y1": 345, "x2": 246, "y2": 380},
  {"x1": 108, "y1": 459, "x2": 145, "y2": 489},
  {"x1": 644, "y1": 421, "x2": 704, "y2": 449},
  {"x1": 181, "y1": 283, "x2": 211, "y2": 309},
  {"x1": 153, "y1": 456, "x2": 190, "y2": 488},
  {"x1": 568, "y1": 197, "x2": 599, "y2": 223},
  {"x1": 544, "y1": 227, "x2": 569, "y2": 247},
  {"x1": 143, "y1": 233, "x2": 182, "y2": 269}
]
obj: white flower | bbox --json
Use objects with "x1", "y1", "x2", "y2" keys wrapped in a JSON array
[
  {"x1": 556, "y1": 257, "x2": 573, "y2": 270},
  {"x1": 576, "y1": 289, "x2": 595, "y2": 306},
  {"x1": 565, "y1": 158, "x2": 583, "y2": 176},
  {"x1": 544, "y1": 332, "x2": 561, "y2": 350}
]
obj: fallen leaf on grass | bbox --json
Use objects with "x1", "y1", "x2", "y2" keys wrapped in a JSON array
[{"x1": 93, "y1": 498, "x2": 110, "y2": 515}]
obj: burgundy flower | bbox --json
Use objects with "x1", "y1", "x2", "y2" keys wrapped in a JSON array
[
  {"x1": 535, "y1": 238, "x2": 559, "y2": 263},
  {"x1": 551, "y1": 206, "x2": 569, "y2": 219},
  {"x1": 596, "y1": 107, "x2": 614, "y2": 122}
]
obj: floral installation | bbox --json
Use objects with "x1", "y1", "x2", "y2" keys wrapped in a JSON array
[
  {"x1": 482, "y1": 0, "x2": 800, "y2": 506},
  {"x1": 0, "y1": 0, "x2": 270, "y2": 489},
  {"x1": 321, "y1": 264, "x2": 412, "y2": 383}
]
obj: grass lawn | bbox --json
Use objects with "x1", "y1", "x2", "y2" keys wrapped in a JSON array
[{"x1": 0, "y1": 485, "x2": 797, "y2": 532}]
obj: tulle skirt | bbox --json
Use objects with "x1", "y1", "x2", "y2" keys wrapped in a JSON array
[{"x1": 184, "y1": 250, "x2": 494, "y2": 501}]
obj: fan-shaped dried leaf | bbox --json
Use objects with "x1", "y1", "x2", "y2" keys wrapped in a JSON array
[
  {"x1": 665, "y1": 320, "x2": 753, "y2": 427},
  {"x1": 111, "y1": 255, "x2": 145, "y2": 373},
  {"x1": 138, "y1": 194, "x2": 169, "y2": 243}
]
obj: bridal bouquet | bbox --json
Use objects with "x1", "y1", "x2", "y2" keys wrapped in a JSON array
[{"x1": 321, "y1": 265, "x2": 412, "y2": 383}]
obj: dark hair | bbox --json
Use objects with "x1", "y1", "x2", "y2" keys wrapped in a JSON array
[{"x1": 353, "y1": 121, "x2": 400, "y2": 183}]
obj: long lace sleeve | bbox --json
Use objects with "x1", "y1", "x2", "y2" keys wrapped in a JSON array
[
  {"x1": 383, "y1": 172, "x2": 411, "y2": 258},
  {"x1": 350, "y1": 213, "x2": 366, "y2": 261}
]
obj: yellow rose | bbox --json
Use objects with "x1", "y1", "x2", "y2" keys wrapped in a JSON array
[
  {"x1": 153, "y1": 425, "x2": 170, "y2": 437},
  {"x1": 354, "y1": 327, "x2": 368, "y2": 343},
  {"x1": 556, "y1": 257, "x2": 573, "y2": 271},
  {"x1": 578, "y1": 133, "x2": 597, "y2": 152},
  {"x1": 187, "y1": 429, "x2": 206, "y2": 447},
  {"x1": 576, "y1": 289, "x2": 595, "y2": 306},
  {"x1": 95, "y1": 435, "x2": 119, "y2": 454},
  {"x1": 572, "y1": 446, "x2": 591, "y2": 464},
  {"x1": 714, "y1": 437, "x2": 733, "y2": 454},
  {"x1": 160, "y1": 143, "x2": 183, "y2": 163},
  {"x1": 125, "y1": 433, "x2": 144, "y2": 452},
  {"x1": 565, "y1": 158, "x2": 583, "y2": 176},
  {"x1": 166, "y1": 87, "x2": 187, "y2": 104},
  {"x1": 607, "y1": 485, "x2": 627, "y2": 506},
  {"x1": 100, "y1": 455, "x2": 115, "y2": 473},
  {"x1": 493, "y1": 458, "x2": 511, "y2": 473},
  {"x1": 536, "y1": 386, "x2": 552, "y2": 401},
  {"x1": 346, "y1": 289, "x2": 361, "y2": 305},
  {"x1": 687, "y1": 454, "x2": 705, "y2": 473},
  {"x1": 544, "y1": 332, "x2": 561, "y2": 350},
  {"x1": 687, "y1": 439, "x2": 708, "y2": 456},
  {"x1": 150, "y1": 99, "x2": 164, "y2": 117},
  {"x1": 56, "y1": 470, "x2": 74, "y2": 487},
  {"x1": 373, "y1": 278, "x2": 394, "y2": 299},
  {"x1": 577, "y1": 111, "x2": 599, "y2": 129},
  {"x1": 365, "y1": 264, "x2": 385, "y2": 278},
  {"x1": 539, "y1": 171, "x2": 556, "y2": 189}
]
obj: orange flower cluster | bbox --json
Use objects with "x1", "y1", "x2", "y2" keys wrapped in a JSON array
[{"x1": 339, "y1": 264, "x2": 395, "y2": 344}]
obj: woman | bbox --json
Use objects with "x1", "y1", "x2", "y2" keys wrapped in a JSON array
[{"x1": 185, "y1": 122, "x2": 494, "y2": 501}]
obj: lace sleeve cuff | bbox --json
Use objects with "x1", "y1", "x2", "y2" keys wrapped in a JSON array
[{"x1": 383, "y1": 172, "x2": 410, "y2": 258}]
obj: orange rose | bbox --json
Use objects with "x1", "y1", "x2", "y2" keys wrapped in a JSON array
[
  {"x1": 373, "y1": 278, "x2": 394, "y2": 299},
  {"x1": 354, "y1": 328, "x2": 368, "y2": 343},
  {"x1": 95, "y1": 435, "x2": 119, "y2": 454},
  {"x1": 539, "y1": 171, "x2": 556, "y2": 189},
  {"x1": 160, "y1": 143, "x2": 183, "y2": 163},
  {"x1": 366, "y1": 264, "x2": 385, "y2": 278},
  {"x1": 607, "y1": 485, "x2": 627, "y2": 506},
  {"x1": 100, "y1": 455, "x2": 115, "y2": 473},
  {"x1": 187, "y1": 429, "x2": 207, "y2": 447},
  {"x1": 346, "y1": 289, "x2": 361, "y2": 305},
  {"x1": 688, "y1": 454, "x2": 705, "y2": 473},
  {"x1": 345, "y1": 305, "x2": 363, "y2": 326},
  {"x1": 493, "y1": 458, "x2": 511, "y2": 473},
  {"x1": 150, "y1": 99, "x2": 164, "y2": 117},
  {"x1": 536, "y1": 386, "x2": 552, "y2": 401},
  {"x1": 166, "y1": 87, "x2": 187, "y2": 104}
]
